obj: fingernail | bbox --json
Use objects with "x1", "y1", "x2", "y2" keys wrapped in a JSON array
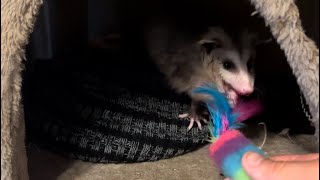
[{"x1": 244, "y1": 152, "x2": 263, "y2": 167}]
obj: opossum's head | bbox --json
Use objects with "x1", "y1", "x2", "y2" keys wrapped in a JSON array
[{"x1": 197, "y1": 27, "x2": 256, "y2": 107}]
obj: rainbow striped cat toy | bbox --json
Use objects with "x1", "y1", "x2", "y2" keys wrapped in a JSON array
[{"x1": 194, "y1": 85, "x2": 265, "y2": 180}]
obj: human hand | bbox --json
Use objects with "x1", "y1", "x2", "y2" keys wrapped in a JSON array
[{"x1": 239, "y1": 152, "x2": 319, "y2": 180}]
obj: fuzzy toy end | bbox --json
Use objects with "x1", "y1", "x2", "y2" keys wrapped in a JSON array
[{"x1": 209, "y1": 130, "x2": 265, "y2": 180}]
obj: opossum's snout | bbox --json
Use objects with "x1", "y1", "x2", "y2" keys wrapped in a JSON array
[
  {"x1": 238, "y1": 88, "x2": 254, "y2": 96},
  {"x1": 219, "y1": 61, "x2": 255, "y2": 93},
  {"x1": 221, "y1": 72, "x2": 255, "y2": 107},
  {"x1": 232, "y1": 78, "x2": 254, "y2": 96},
  {"x1": 218, "y1": 52, "x2": 255, "y2": 102}
]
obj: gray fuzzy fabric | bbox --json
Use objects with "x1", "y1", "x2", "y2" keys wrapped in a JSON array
[
  {"x1": 249, "y1": 0, "x2": 319, "y2": 144},
  {"x1": 1, "y1": 0, "x2": 43, "y2": 179}
]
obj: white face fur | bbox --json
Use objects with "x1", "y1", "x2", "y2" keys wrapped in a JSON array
[{"x1": 198, "y1": 27, "x2": 256, "y2": 107}]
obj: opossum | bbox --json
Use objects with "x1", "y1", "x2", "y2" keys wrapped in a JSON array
[{"x1": 145, "y1": 23, "x2": 257, "y2": 130}]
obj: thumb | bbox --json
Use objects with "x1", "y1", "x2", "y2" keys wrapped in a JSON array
[
  {"x1": 242, "y1": 152, "x2": 274, "y2": 180},
  {"x1": 242, "y1": 152, "x2": 318, "y2": 180}
]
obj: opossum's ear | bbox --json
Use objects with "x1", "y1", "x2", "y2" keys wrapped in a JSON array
[{"x1": 198, "y1": 39, "x2": 222, "y2": 54}]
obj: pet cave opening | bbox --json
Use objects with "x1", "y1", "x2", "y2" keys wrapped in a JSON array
[{"x1": 22, "y1": 0, "x2": 317, "y2": 164}]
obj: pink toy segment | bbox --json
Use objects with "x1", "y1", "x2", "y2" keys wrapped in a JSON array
[{"x1": 209, "y1": 130, "x2": 241, "y2": 154}]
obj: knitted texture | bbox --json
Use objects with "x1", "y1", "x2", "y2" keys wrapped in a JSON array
[
  {"x1": 23, "y1": 61, "x2": 209, "y2": 163},
  {"x1": 248, "y1": 0, "x2": 319, "y2": 144}
]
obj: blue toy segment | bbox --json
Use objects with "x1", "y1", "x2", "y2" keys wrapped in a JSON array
[{"x1": 221, "y1": 144, "x2": 265, "y2": 178}]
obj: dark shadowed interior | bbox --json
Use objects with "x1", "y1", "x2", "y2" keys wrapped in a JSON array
[{"x1": 22, "y1": 0, "x2": 317, "y2": 164}]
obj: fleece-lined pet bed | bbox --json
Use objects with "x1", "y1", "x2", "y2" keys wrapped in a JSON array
[{"x1": 1, "y1": 0, "x2": 319, "y2": 180}]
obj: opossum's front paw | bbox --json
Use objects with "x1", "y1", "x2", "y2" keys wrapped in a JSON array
[{"x1": 178, "y1": 113, "x2": 208, "y2": 131}]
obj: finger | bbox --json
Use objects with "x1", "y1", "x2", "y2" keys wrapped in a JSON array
[
  {"x1": 266, "y1": 160, "x2": 319, "y2": 180},
  {"x1": 196, "y1": 120, "x2": 202, "y2": 130},
  {"x1": 202, "y1": 118, "x2": 208, "y2": 124},
  {"x1": 270, "y1": 153, "x2": 319, "y2": 162},
  {"x1": 179, "y1": 113, "x2": 189, "y2": 118},
  {"x1": 187, "y1": 119, "x2": 194, "y2": 131},
  {"x1": 242, "y1": 152, "x2": 319, "y2": 180}
]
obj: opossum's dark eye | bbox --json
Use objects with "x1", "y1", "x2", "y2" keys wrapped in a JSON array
[{"x1": 223, "y1": 60, "x2": 235, "y2": 71}]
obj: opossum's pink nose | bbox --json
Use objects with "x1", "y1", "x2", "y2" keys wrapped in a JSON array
[{"x1": 238, "y1": 88, "x2": 254, "y2": 96}]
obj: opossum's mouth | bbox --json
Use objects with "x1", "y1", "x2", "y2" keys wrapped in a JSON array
[
  {"x1": 221, "y1": 80, "x2": 240, "y2": 108},
  {"x1": 221, "y1": 80, "x2": 255, "y2": 108}
]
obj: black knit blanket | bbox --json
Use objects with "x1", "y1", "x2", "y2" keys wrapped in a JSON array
[{"x1": 23, "y1": 53, "x2": 210, "y2": 163}]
